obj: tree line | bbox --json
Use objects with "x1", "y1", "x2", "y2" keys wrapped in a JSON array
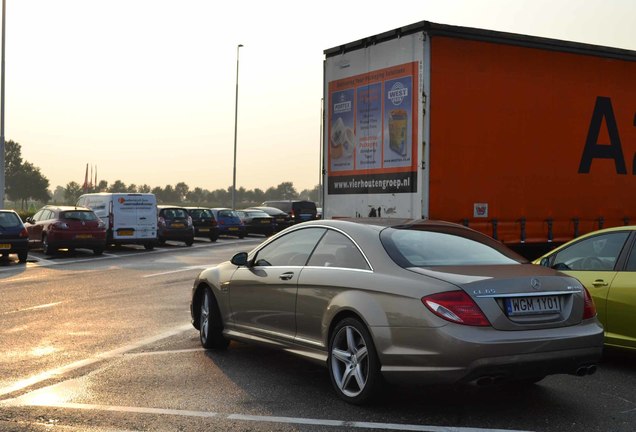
[{"x1": 4, "y1": 140, "x2": 320, "y2": 210}]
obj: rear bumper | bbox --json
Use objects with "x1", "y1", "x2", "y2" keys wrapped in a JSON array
[
  {"x1": 372, "y1": 319, "x2": 604, "y2": 385},
  {"x1": 159, "y1": 228, "x2": 194, "y2": 241},
  {"x1": 0, "y1": 238, "x2": 28, "y2": 254},
  {"x1": 47, "y1": 232, "x2": 106, "y2": 250}
]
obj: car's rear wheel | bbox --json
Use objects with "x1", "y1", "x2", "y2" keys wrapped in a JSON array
[
  {"x1": 93, "y1": 248, "x2": 104, "y2": 256},
  {"x1": 42, "y1": 235, "x2": 56, "y2": 256},
  {"x1": 209, "y1": 234, "x2": 218, "y2": 242},
  {"x1": 144, "y1": 243, "x2": 154, "y2": 251},
  {"x1": 185, "y1": 238, "x2": 194, "y2": 246},
  {"x1": 17, "y1": 251, "x2": 28, "y2": 263},
  {"x1": 328, "y1": 317, "x2": 382, "y2": 405},
  {"x1": 199, "y1": 287, "x2": 229, "y2": 350}
]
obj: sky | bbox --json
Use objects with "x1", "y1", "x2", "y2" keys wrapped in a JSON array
[{"x1": 5, "y1": 0, "x2": 636, "y2": 193}]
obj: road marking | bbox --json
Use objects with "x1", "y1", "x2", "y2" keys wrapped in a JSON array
[
  {"x1": 142, "y1": 266, "x2": 208, "y2": 278},
  {"x1": 1, "y1": 302, "x2": 63, "y2": 316},
  {"x1": 124, "y1": 348, "x2": 204, "y2": 357},
  {"x1": 0, "y1": 401, "x2": 533, "y2": 432},
  {"x1": 0, "y1": 323, "x2": 192, "y2": 398}
]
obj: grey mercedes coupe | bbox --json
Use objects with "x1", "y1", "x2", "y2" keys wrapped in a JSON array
[{"x1": 190, "y1": 219, "x2": 603, "y2": 404}]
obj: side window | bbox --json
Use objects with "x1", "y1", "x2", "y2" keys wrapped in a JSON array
[
  {"x1": 624, "y1": 241, "x2": 636, "y2": 271},
  {"x1": 253, "y1": 228, "x2": 325, "y2": 267},
  {"x1": 32, "y1": 210, "x2": 44, "y2": 222},
  {"x1": 307, "y1": 230, "x2": 370, "y2": 270},
  {"x1": 552, "y1": 232, "x2": 630, "y2": 271}
]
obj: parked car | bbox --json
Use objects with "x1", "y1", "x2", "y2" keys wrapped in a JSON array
[
  {"x1": 535, "y1": 226, "x2": 636, "y2": 351},
  {"x1": 157, "y1": 205, "x2": 195, "y2": 246},
  {"x1": 236, "y1": 209, "x2": 275, "y2": 237},
  {"x1": 247, "y1": 206, "x2": 293, "y2": 232},
  {"x1": 209, "y1": 208, "x2": 246, "y2": 239},
  {"x1": 0, "y1": 210, "x2": 29, "y2": 263},
  {"x1": 24, "y1": 205, "x2": 107, "y2": 255},
  {"x1": 185, "y1": 207, "x2": 219, "y2": 242},
  {"x1": 191, "y1": 219, "x2": 603, "y2": 404},
  {"x1": 262, "y1": 200, "x2": 318, "y2": 223}
]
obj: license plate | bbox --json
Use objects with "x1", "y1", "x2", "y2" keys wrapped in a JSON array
[
  {"x1": 228, "y1": 227, "x2": 239, "y2": 231},
  {"x1": 505, "y1": 296, "x2": 561, "y2": 316},
  {"x1": 0, "y1": 243, "x2": 10, "y2": 250},
  {"x1": 76, "y1": 234, "x2": 93, "y2": 239},
  {"x1": 171, "y1": 223, "x2": 184, "y2": 228},
  {"x1": 260, "y1": 220, "x2": 270, "y2": 224},
  {"x1": 118, "y1": 230, "x2": 134, "y2": 236},
  {"x1": 199, "y1": 228, "x2": 209, "y2": 232}
]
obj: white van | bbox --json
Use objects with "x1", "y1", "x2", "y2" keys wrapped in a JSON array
[{"x1": 76, "y1": 193, "x2": 157, "y2": 250}]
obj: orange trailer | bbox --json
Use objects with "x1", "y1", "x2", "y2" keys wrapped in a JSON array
[{"x1": 323, "y1": 21, "x2": 636, "y2": 256}]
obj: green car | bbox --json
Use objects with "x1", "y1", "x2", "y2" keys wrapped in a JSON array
[{"x1": 535, "y1": 226, "x2": 636, "y2": 351}]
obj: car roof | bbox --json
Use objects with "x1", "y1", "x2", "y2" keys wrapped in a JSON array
[{"x1": 42, "y1": 205, "x2": 93, "y2": 212}]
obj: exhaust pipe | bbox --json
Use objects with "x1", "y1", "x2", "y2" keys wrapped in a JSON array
[{"x1": 575, "y1": 364, "x2": 598, "y2": 376}]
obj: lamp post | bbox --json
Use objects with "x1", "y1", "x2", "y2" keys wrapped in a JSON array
[
  {"x1": 231, "y1": 44, "x2": 243, "y2": 210},
  {"x1": 0, "y1": 0, "x2": 6, "y2": 209}
]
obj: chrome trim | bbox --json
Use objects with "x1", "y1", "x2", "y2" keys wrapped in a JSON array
[{"x1": 475, "y1": 290, "x2": 581, "y2": 298}]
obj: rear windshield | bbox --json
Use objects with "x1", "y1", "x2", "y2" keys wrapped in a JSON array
[
  {"x1": 61, "y1": 211, "x2": 98, "y2": 221},
  {"x1": 218, "y1": 210, "x2": 239, "y2": 218},
  {"x1": 247, "y1": 211, "x2": 269, "y2": 218},
  {"x1": 294, "y1": 202, "x2": 316, "y2": 212},
  {"x1": 0, "y1": 212, "x2": 22, "y2": 228},
  {"x1": 162, "y1": 209, "x2": 189, "y2": 219},
  {"x1": 380, "y1": 227, "x2": 524, "y2": 267},
  {"x1": 189, "y1": 209, "x2": 213, "y2": 218}
]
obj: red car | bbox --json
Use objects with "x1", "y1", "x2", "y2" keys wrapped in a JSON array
[{"x1": 25, "y1": 205, "x2": 107, "y2": 255}]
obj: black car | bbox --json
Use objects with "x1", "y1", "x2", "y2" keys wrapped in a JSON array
[
  {"x1": 0, "y1": 210, "x2": 29, "y2": 263},
  {"x1": 261, "y1": 200, "x2": 318, "y2": 223},
  {"x1": 157, "y1": 205, "x2": 195, "y2": 246},
  {"x1": 247, "y1": 206, "x2": 293, "y2": 232},
  {"x1": 185, "y1": 207, "x2": 219, "y2": 242},
  {"x1": 236, "y1": 209, "x2": 275, "y2": 237}
]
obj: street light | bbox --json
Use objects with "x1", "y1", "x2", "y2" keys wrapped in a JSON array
[
  {"x1": 0, "y1": 0, "x2": 6, "y2": 209},
  {"x1": 231, "y1": 44, "x2": 243, "y2": 210}
]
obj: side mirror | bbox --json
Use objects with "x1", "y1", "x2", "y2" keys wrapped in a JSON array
[
  {"x1": 25, "y1": 217, "x2": 34, "y2": 224},
  {"x1": 231, "y1": 252, "x2": 248, "y2": 267},
  {"x1": 539, "y1": 257, "x2": 550, "y2": 267}
]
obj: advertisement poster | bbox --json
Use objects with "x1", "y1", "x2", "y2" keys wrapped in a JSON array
[{"x1": 327, "y1": 62, "x2": 418, "y2": 194}]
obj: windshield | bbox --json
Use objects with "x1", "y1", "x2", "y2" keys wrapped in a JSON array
[{"x1": 380, "y1": 227, "x2": 523, "y2": 267}]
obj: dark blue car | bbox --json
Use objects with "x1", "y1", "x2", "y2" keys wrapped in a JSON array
[
  {"x1": 210, "y1": 208, "x2": 246, "y2": 239},
  {"x1": 0, "y1": 210, "x2": 29, "y2": 263}
]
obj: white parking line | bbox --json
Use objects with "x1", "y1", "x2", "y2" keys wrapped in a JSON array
[
  {"x1": 0, "y1": 401, "x2": 533, "y2": 432},
  {"x1": 1, "y1": 301, "x2": 63, "y2": 316},
  {"x1": 142, "y1": 266, "x2": 208, "y2": 278}
]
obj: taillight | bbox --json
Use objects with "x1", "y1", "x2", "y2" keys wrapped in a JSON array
[
  {"x1": 422, "y1": 291, "x2": 490, "y2": 326},
  {"x1": 51, "y1": 221, "x2": 69, "y2": 230},
  {"x1": 158, "y1": 216, "x2": 166, "y2": 226},
  {"x1": 19, "y1": 228, "x2": 29, "y2": 238},
  {"x1": 187, "y1": 216, "x2": 193, "y2": 227},
  {"x1": 582, "y1": 287, "x2": 597, "y2": 319}
]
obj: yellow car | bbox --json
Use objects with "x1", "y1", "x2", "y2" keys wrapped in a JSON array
[{"x1": 534, "y1": 226, "x2": 636, "y2": 350}]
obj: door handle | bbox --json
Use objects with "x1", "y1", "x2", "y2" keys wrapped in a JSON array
[
  {"x1": 279, "y1": 272, "x2": 294, "y2": 281},
  {"x1": 592, "y1": 280, "x2": 608, "y2": 287}
]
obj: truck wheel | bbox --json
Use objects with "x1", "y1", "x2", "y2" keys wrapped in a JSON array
[{"x1": 328, "y1": 317, "x2": 382, "y2": 405}]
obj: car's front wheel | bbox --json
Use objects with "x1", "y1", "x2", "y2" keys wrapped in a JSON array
[
  {"x1": 199, "y1": 287, "x2": 229, "y2": 350},
  {"x1": 328, "y1": 317, "x2": 382, "y2": 405}
]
